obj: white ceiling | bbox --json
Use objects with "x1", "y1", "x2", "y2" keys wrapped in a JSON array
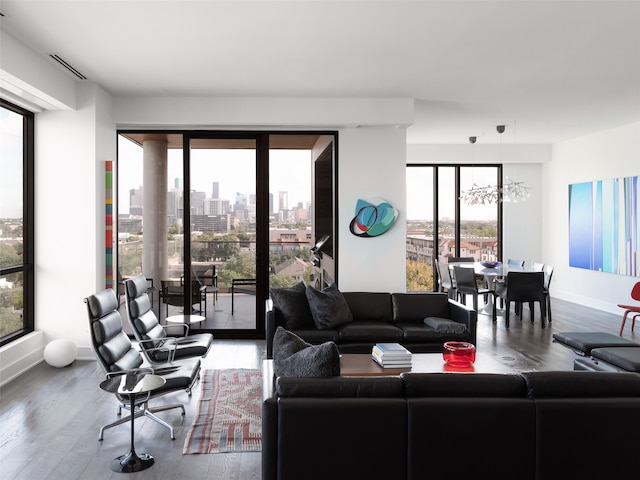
[{"x1": 1, "y1": 0, "x2": 639, "y2": 145}]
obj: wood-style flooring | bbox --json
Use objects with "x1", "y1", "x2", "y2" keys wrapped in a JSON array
[{"x1": 0, "y1": 297, "x2": 636, "y2": 480}]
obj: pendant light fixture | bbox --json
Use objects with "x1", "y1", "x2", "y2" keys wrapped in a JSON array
[{"x1": 459, "y1": 123, "x2": 531, "y2": 205}]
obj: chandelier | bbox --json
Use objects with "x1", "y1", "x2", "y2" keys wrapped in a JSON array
[
  {"x1": 459, "y1": 178, "x2": 531, "y2": 205},
  {"x1": 459, "y1": 125, "x2": 531, "y2": 205}
]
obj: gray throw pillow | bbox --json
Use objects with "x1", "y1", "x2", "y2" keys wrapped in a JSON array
[
  {"x1": 424, "y1": 316, "x2": 468, "y2": 334},
  {"x1": 270, "y1": 282, "x2": 315, "y2": 330},
  {"x1": 272, "y1": 327, "x2": 340, "y2": 377},
  {"x1": 305, "y1": 283, "x2": 353, "y2": 329}
]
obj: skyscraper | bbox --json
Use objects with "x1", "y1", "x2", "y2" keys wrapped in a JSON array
[{"x1": 279, "y1": 191, "x2": 288, "y2": 211}]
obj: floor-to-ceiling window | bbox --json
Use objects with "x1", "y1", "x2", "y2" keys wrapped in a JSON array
[
  {"x1": 117, "y1": 131, "x2": 336, "y2": 339},
  {"x1": 0, "y1": 100, "x2": 34, "y2": 346},
  {"x1": 406, "y1": 164, "x2": 502, "y2": 291}
]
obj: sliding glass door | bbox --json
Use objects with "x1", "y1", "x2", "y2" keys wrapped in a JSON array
[
  {"x1": 118, "y1": 131, "x2": 337, "y2": 339},
  {"x1": 188, "y1": 137, "x2": 258, "y2": 332}
]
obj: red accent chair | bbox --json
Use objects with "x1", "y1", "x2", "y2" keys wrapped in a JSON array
[{"x1": 619, "y1": 281, "x2": 640, "y2": 336}]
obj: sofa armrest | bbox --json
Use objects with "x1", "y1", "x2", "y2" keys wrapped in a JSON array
[
  {"x1": 448, "y1": 298, "x2": 478, "y2": 346},
  {"x1": 262, "y1": 396, "x2": 278, "y2": 480}
]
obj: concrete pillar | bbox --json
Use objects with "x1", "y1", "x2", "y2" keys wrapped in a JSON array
[{"x1": 142, "y1": 139, "x2": 168, "y2": 286}]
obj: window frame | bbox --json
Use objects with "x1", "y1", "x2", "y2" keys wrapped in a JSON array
[
  {"x1": 406, "y1": 163, "x2": 503, "y2": 290},
  {"x1": 0, "y1": 99, "x2": 35, "y2": 346}
]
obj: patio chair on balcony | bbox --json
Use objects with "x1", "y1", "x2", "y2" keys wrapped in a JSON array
[
  {"x1": 160, "y1": 279, "x2": 204, "y2": 316},
  {"x1": 231, "y1": 278, "x2": 256, "y2": 314}
]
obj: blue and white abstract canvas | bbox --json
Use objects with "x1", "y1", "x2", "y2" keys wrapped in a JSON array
[{"x1": 569, "y1": 176, "x2": 639, "y2": 277}]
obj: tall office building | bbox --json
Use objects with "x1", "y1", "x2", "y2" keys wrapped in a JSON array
[
  {"x1": 204, "y1": 198, "x2": 226, "y2": 215},
  {"x1": 212, "y1": 181, "x2": 219, "y2": 199},
  {"x1": 279, "y1": 191, "x2": 288, "y2": 211},
  {"x1": 129, "y1": 187, "x2": 143, "y2": 215},
  {"x1": 191, "y1": 191, "x2": 206, "y2": 215}
]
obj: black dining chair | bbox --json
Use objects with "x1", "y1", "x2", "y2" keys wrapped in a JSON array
[
  {"x1": 543, "y1": 264, "x2": 554, "y2": 323},
  {"x1": 447, "y1": 257, "x2": 474, "y2": 263},
  {"x1": 452, "y1": 265, "x2": 491, "y2": 313},
  {"x1": 493, "y1": 271, "x2": 547, "y2": 328}
]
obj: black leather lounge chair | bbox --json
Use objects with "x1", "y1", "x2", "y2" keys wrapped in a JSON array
[
  {"x1": 84, "y1": 288, "x2": 201, "y2": 440},
  {"x1": 124, "y1": 275, "x2": 213, "y2": 363}
]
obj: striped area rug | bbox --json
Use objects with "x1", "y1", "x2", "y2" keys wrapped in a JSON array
[{"x1": 183, "y1": 368, "x2": 262, "y2": 454}]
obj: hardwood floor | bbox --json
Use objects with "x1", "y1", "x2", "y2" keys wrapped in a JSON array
[{"x1": 0, "y1": 297, "x2": 635, "y2": 480}]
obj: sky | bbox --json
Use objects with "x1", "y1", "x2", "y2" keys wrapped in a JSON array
[
  {"x1": 118, "y1": 136, "x2": 312, "y2": 213},
  {"x1": 405, "y1": 165, "x2": 499, "y2": 221}
]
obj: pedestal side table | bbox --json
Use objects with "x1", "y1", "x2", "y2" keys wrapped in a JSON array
[{"x1": 99, "y1": 373, "x2": 166, "y2": 473}]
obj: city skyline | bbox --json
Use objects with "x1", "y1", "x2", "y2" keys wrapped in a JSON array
[{"x1": 118, "y1": 136, "x2": 312, "y2": 214}]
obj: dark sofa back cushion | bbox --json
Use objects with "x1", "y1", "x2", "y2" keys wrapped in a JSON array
[
  {"x1": 521, "y1": 370, "x2": 640, "y2": 398},
  {"x1": 270, "y1": 282, "x2": 315, "y2": 330},
  {"x1": 276, "y1": 376, "x2": 404, "y2": 398},
  {"x1": 402, "y1": 372, "x2": 527, "y2": 397},
  {"x1": 341, "y1": 292, "x2": 393, "y2": 322},
  {"x1": 392, "y1": 292, "x2": 449, "y2": 322}
]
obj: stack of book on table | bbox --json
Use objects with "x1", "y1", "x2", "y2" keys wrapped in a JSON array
[{"x1": 371, "y1": 343, "x2": 412, "y2": 368}]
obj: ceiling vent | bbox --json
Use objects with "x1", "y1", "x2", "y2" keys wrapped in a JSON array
[{"x1": 49, "y1": 54, "x2": 88, "y2": 80}]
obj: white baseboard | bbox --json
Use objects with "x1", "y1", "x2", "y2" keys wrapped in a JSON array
[{"x1": 0, "y1": 331, "x2": 45, "y2": 387}]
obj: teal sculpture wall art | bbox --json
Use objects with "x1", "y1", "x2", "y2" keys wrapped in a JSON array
[{"x1": 349, "y1": 198, "x2": 398, "y2": 237}]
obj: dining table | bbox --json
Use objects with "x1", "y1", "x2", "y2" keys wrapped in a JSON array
[{"x1": 447, "y1": 261, "x2": 532, "y2": 316}]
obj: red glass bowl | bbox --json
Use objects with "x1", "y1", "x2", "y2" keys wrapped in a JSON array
[{"x1": 443, "y1": 341, "x2": 476, "y2": 367}]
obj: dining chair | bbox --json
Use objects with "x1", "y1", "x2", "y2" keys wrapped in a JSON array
[
  {"x1": 618, "y1": 281, "x2": 640, "y2": 336},
  {"x1": 493, "y1": 271, "x2": 546, "y2": 328},
  {"x1": 452, "y1": 265, "x2": 491, "y2": 313},
  {"x1": 542, "y1": 264, "x2": 554, "y2": 323},
  {"x1": 530, "y1": 261, "x2": 545, "y2": 272},
  {"x1": 447, "y1": 257, "x2": 474, "y2": 263},
  {"x1": 507, "y1": 259, "x2": 526, "y2": 269},
  {"x1": 84, "y1": 288, "x2": 201, "y2": 440},
  {"x1": 437, "y1": 260, "x2": 457, "y2": 299}
]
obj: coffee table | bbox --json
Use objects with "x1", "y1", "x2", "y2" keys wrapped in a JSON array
[
  {"x1": 262, "y1": 352, "x2": 516, "y2": 397},
  {"x1": 339, "y1": 353, "x2": 515, "y2": 375}
]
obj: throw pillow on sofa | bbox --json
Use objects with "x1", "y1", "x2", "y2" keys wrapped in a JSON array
[
  {"x1": 305, "y1": 283, "x2": 353, "y2": 329},
  {"x1": 424, "y1": 316, "x2": 468, "y2": 334},
  {"x1": 270, "y1": 281, "x2": 315, "y2": 330},
  {"x1": 272, "y1": 326, "x2": 340, "y2": 377}
]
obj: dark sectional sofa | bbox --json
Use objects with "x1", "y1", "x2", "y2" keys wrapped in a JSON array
[
  {"x1": 265, "y1": 291, "x2": 477, "y2": 358},
  {"x1": 262, "y1": 371, "x2": 640, "y2": 480}
]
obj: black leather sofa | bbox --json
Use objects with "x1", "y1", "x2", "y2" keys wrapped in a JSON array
[
  {"x1": 262, "y1": 371, "x2": 640, "y2": 480},
  {"x1": 265, "y1": 292, "x2": 477, "y2": 358}
]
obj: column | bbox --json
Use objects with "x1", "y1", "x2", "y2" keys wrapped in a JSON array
[{"x1": 142, "y1": 138, "x2": 168, "y2": 287}]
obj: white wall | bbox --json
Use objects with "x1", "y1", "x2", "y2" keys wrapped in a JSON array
[
  {"x1": 543, "y1": 121, "x2": 640, "y2": 314},
  {"x1": 35, "y1": 83, "x2": 115, "y2": 359},
  {"x1": 338, "y1": 126, "x2": 408, "y2": 292},
  {"x1": 501, "y1": 162, "x2": 543, "y2": 264}
]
